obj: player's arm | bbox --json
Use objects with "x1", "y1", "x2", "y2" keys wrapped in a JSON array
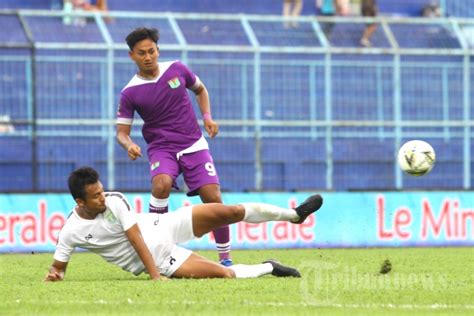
[
  {"x1": 116, "y1": 124, "x2": 142, "y2": 160},
  {"x1": 44, "y1": 260, "x2": 68, "y2": 282},
  {"x1": 116, "y1": 93, "x2": 141, "y2": 160},
  {"x1": 125, "y1": 224, "x2": 163, "y2": 281},
  {"x1": 192, "y1": 81, "x2": 218, "y2": 138}
]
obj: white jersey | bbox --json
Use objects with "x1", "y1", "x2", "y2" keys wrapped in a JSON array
[
  {"x1": 54, "y1": 192, "x2": 196, "y2": 276},
  {"x1": 54, "y1": 192, "x2": 146, "y2": 275}
]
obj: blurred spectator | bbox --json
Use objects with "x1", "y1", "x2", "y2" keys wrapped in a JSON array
[
  {"x1": 283, "y1": 0, "x2": 303, "y2": 29},
  {"x1": 50, "y1": 0, "x2": 63, "y2": 10},
  {"x1": 335, "y1": 0, "x2": 350, "y2": 16},
  {"x1": 360, "y1": 0, "x2": 378, "y2": 47},
  {"x1": 63, "y1": 0, "x2": 108, "y2": 26},
  {"x1": 0, "y1": 115, "x2": 15, "y2": 134},
  {"x1": 70, "y1": 0, "x2": 108, "y2": 12},
  {"x1": 316, "y1": 0, "x2": 351, "y2": 39},
  {"x1": 422, "y1": 1, "x2": 441, "y2": 34},
  {"x1": 422, "y1": 1, "x2": 441, "y2": 17},
  {"x1": 316, "y1": 0, "x2": 336, "y2": 38}
]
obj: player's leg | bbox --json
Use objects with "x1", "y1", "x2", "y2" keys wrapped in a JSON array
[
  {"x1": 171, "y1": 252, "x2": 233, "y2": 278},
  {"x1": 96, "y1": 0, "x2": 108, "y2": 11},
  {"x1": 191, "y1": 193, "x2": 323, "y2": 237},
  {"x1": 150, "y1": 174, "x2": 173, "y2": 213},
  {"x1": 198, "y1": 183, "x2": 233, "y2": 266},
  {"x1": 150, "y1": 224, "x2": 301, "y2": 279},
  {"x1": 171, "y1": 252, "x2": 300, "y2": 279},
  {"x1": 291, "y1": 0, "x2": 303, "y2": 27},
  {"x1": 148, "y1": 151, "x2": 180, "y2": 213},
  {"x1": 361, "y1": 23, "x2": 377, "y2": 47},
  {"x1": 181, "y1": 150, "x2": 232, "y2": 266},
  {"x1": 360, "y1": 0, "x2": 377, "y2": 47}
]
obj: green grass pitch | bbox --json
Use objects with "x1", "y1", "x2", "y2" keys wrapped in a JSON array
[{"x1": 1, "y1": 248, "x2": 473, "y2": 315}]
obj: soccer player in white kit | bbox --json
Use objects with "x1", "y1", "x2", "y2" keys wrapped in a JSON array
[{"x1": 44, "y1": 167, "x2": 323, "y2": 281}]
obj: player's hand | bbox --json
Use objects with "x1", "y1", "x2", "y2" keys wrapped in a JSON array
[
  {"x1": 204, "y1": 119, "x2": 218, "y2": 138},
  {"x1": 151, "y1": 275, "x2": 170, "y2": 282},
  {"x1": 127, "y1": 143, "x2": 142, "y2": 160},
  {"x1": 44, "y1": 271, "x2": 63, "y2": 282}
]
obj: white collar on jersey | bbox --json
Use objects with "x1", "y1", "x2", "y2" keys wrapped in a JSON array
[{"x1": 122, "y1": 60, "x2": 177, "y2": 91}]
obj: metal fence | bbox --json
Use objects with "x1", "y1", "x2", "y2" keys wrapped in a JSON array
[{"x1": 0, "y1": 10, "x2": 473, "y2": 192}]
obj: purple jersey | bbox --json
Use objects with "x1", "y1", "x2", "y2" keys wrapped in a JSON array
[{"x1": 117, "y1": 61, "x2": 203, "y2": 153}]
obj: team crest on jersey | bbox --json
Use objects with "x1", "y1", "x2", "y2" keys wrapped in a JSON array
[
  {"x1": 103, "y1": 209, "x2": 117, "y2": 224},
  {"x1": 167, "y1": 77, "x2": 181, "y2": 89},
  {"x1": 151, "y1": 161, "x2": 160, "y2": 171}
]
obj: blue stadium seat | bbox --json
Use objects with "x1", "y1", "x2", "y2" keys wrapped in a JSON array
[
  {"x1": 0, "y1": 162, "x2": 33, "y2": 191},
  {"x1": 378, "y1": 0, "x2": 432, "y2": 16},
  {"x1": 0, "y1": 137, "x2": 33, "y2": 191},
  {"x1": 331, "y1": 138, "x2": 395, "y2": 190},
  {"x1": 0, "y1": 0, "x2": 50, "y2": 9},
  {"x1": 217, "y1": 163, "x2": 255, "y2": 192},
  {"x1": 262, "y1": 138, "x2": 326, "y2": 162},
  {"x1": 210, "y1": 138, "x2": 255, "y2": 162},
  {"x1": 333, "y1": 161, "x2": 394, "y2": 190},
  {"x1": 262, "y1": 138, "x2": 326, "y2": 191},
  {"x1": 210, "y1": 138, "x2": 255, "y2": 191},
  {"x1": 37, "y1": 162, "x2": 76, "y2": 191},
  {"x1": 0, "y1": 137, "x2": 31, "y2": 162},
  {"x1": 402, "y1": 161, "x2": 463, "y2": 189},
  {"x1": 36, "y1": 137, "x2": 107, "y2": 190},
  {"x1": 113, "y1": 161, "x2": 150, "y2": 191},
  {"x1": 1, "y1": 2, "x2": 472, "y2": 192},
  {"x1": 26, "y1": 16, "x2": 104, "y2": 43},
  {"x1": 107, "y1": 0, "x2": 304, "y2": 15},
  {"x1": 4, "y1": 0, "x2": 471, "y2": 19},
  {"x1": 332, "y1": 138, "x2": 394, "y2": 162}
]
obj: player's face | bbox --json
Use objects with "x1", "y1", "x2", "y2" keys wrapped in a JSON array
[
  {"x1": 79, "y1": 181, "x2": 106, "y2": 215},
  {"x1": 129, "y1": 39, "x2": 159, "y2": 75}
]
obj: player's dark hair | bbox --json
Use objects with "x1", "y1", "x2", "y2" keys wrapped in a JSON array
[
  {"x1": 68, "y1": 167, "x2": 100, "y2": 200},
  {"x1": 126, "y1": 27, "x2": 160, "y2": 50}
]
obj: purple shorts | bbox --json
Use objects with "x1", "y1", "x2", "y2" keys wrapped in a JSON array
[{"x1": 148, "y1": 149, "x2": 220, "y2": 196}]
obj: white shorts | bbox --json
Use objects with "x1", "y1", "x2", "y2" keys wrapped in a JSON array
[{"x1": 138, "y1": 206, "x2": 196, "y2": 277}]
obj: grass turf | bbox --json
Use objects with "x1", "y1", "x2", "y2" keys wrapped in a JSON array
[{"x1": 1, "y1": 248, "x2": 473, "y2": 315}]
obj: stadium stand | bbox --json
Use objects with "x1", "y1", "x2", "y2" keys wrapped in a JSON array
[
  {"x1": 2, "y1": 1, "x2": 474, "y2": 17},
  {"x1": 0, "y1": 136, "x2": 33, "y2": 191},
  {"x1": 0, "y1": 1, "x2": 473, "y2": 191}
]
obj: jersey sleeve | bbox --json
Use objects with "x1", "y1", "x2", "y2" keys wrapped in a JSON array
[
  {"x1": 178, "y1": 61, "x2": 201, "y2": 90},
  {"x1": 53, "y1": 225, "x2": 75, "y2": 263},
  {"x1": 107, "y1": 193, "x2": 137, "y2": 231},
  {"x1": 116, "y1": 93, "x2": 135, "y2": 125}
]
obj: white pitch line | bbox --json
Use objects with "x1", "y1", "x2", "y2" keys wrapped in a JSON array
[
  {"x1": 168, "y1": 300, "x2": 474, "y2": 310},
  {"x1": 10, "y1": 299, "x2": 474, "y2": 310}
]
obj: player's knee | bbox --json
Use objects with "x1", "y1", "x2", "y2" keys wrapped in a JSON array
[
  {"x1": 227, "y1": 205, "x2": 245, "y2": 222},
  {"x1": 198, "y1": 185, "x2": 222, "y2": 203},
  {"x1": 152, "y1": 180, "x2": 172, "y2": 197}
]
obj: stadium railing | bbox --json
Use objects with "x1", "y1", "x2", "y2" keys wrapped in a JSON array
[{"x1": 0, "y1": 9, "x2": 473, "y2": 192}]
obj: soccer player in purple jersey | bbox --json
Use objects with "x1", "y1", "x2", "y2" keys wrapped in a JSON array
[{"x1": 116, "y1": 27, "x2": 232, "y2": 266}]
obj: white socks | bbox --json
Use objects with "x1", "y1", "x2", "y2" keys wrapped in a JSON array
[
  {"x1": 150, "y1": 196, "x2": 168, "y2": 208},
  {"x1": 241, "y1": 203, "x2": 299, "y2": 223},
  {"x1": 229, "y1": 263, "x2": 273, "y2": 278}
]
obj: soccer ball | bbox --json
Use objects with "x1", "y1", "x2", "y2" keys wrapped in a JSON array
[{"x1": 397, "y1": 140, "x2": 436, "y2": 176}]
